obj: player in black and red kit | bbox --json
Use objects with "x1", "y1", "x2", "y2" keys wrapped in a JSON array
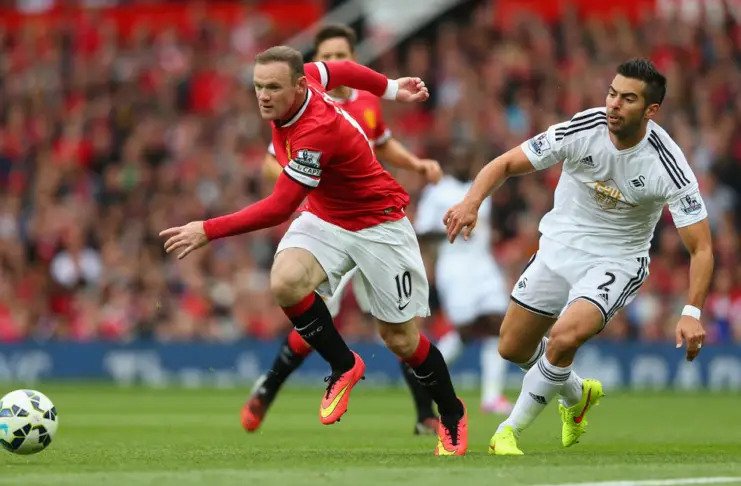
[{"x1": 160, "y1": 46, "x2": 467, "y2": 455}]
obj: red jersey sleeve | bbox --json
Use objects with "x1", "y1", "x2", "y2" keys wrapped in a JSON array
[
  {"x1": 304, "y1": 61, "x2": 392, "y2": 98},
  {"x1": 203, "y1": 173, "x2": 309, "y2": 240}
]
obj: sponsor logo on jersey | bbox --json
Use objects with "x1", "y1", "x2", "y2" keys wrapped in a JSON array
[
  {"x1": 680, "y1": 193, "x2": 703, "y2": 215},
  {"x1": 630, "y1": 175, "x2": 646, "y2": 189},
  {"x1": 517, "y1": 277, "x2": 528, "y2": 290},
  {"x1": 578, "y1": 155, "x2": 596, "y2": 168},
  {"x1": 528, "y1": 133, "x2": 550, "y2": 156},
  {"x1": 585, "y1": 179, "x2": 637, "y2": 210}
]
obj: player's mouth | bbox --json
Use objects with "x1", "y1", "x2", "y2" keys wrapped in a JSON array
[{"x1": 608, "y1": 114, "x2": 621, "y2": 124}]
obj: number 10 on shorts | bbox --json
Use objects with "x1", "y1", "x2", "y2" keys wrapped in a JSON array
[{"x1": 395, "y1": 271, "x2": 412, "y2": 309}]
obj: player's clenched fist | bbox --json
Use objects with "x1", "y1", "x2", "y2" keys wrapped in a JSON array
[
  {"x1": 394, "y1": 77, "x2": 430, "y2": 103},
  {"x1": 443, "y1": 200, "x2": 479, "y2": 243},
  {"x1": 675, "y1": 315, "x2": 706, "y2": 362}
]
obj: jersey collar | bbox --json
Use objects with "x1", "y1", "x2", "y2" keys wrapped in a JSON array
[{"x1": 278, "y1": 89, "x2": 312, "y2": 128}]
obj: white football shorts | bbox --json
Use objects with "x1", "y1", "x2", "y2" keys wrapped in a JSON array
[
  {"x1": 510, "y1": 236, "x2": 649, "y2": 326},
  {"x1": 277, "y1": 212, "x2": 430, "y2": 323}
]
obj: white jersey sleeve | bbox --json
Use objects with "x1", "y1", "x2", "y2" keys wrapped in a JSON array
[
  {"x1": 646, "y1": 130, "x2": 708, "y2": 228},
  {"x1": 521, "y1": 108, "x2": 606, "y2": 170},
  {"x1": 668, "y1": 188, "x2": 707, "y2": 228},
  {"x1": 267, "y1": 142, "x2": 276, "y2": 156}
]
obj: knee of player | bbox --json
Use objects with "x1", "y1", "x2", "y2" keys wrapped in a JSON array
[
  {"x1": 270, "y1": 266, "x2": 312, "y2": 305},
  {"x1": 547, "y1": 328, "x2": 583, "y2": 355},
  {"x1": 379, "y1": 327, "x2": 417, "y2": 358},
  {"x1": 498, "y1": 336, "x2": 528, "y2": 363}
]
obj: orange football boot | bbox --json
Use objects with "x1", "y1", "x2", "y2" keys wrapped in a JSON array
[{"x1": 319, "y1": 352, "x2": 366, "y2": 425}]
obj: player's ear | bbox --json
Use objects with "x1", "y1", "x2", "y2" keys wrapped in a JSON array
[
  {"x1": 644, "y1": 102, "x2": 660, "y2": 120},
  {"x1": 296, "y1": 75, "x2": 308, "y2": 91}
]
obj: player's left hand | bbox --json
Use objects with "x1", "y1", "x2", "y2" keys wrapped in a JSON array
[
  {"x1": 443, "y1": 200, "x2": 479, "y2": 243},
  {"x1": 394, "y1": 77, "x2": 429, "y2": 103},
  {"x1": 418, "y1": 159, "x2": 442, "y2": 183},
  {"x1": 160, "y1": 221, "x2": 209, "y2": 260},
  {"x1": 675, "y1": 315, "x2": 705, "y2": 362}
]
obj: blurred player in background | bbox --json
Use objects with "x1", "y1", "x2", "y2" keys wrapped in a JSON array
[
  {"x1": 445, "y1": 58, "x2": 712, "y2": 455},
  {"x1": 245, "y1": 25, "x2": 443, "y2": 437},
  {"x1": 162, "y1": 45, "x2": 468, "y2": 455},
  {"x1": 415, "y1": 144, "x2": 513, "y2": 415}
]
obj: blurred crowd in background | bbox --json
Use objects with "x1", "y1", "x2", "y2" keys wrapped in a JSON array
[{"x1": 0, "y1": 1, "x2": 738, "y2": 344}]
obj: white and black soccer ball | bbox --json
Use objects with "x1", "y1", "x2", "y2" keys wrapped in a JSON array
[{"x1": 0, "y1": 389, "x2": 58, "y2": 455}]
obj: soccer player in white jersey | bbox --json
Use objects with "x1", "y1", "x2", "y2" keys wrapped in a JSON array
[
  {"x1": 414, "y1": 144, "x2": 513, "y2": 414},
  {"x1": 444, "y1": 58, "x2": 713, "y2": 455}
]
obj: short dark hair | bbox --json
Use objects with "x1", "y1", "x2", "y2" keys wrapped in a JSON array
[
  {"x1": 616, "y1": 58, "x2": 666, "y2": 106},
  {"x1": 255, "y1": 46, "x2": 305, "y2": 81},
  {"x1": 314, "y1": 24, "x2": 357, "y2": 53}
]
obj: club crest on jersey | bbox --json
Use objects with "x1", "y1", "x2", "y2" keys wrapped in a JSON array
[
  {"x1": 528, "y1": 133, "x2": 550, "y2": 156},
  {"x1": 363, "y1": 108, "x2": 377, "y2": 130},
  {"x1": 630, "y1": 175, "x2": 646, "y2": 190},
  {"x1": 680, "y1": 192, "x2": 702, "y2": 215},
  {"x1": 585, "y1": 179, "x2": 636, "y2": 210}
]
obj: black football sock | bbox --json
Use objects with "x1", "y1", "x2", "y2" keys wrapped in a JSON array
[
  {"x1": 282, "y1": 292, "x2": 355, "y2": 373},
  {"x1": 259, "y1": 330, "x2": 313, "y2": 403},
  {"x1": 399, "y1": 361, "x2": 436, "y2": 421},
  {"x1": 404, "y1": 335, "x2": 464, "y2": 428}
]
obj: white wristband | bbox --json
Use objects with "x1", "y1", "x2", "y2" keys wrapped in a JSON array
[
  {"x1": 682, "y1": 305, "x2": 701, "y2": 320},
  {"x1": 382, "y1": 79, "x2": 399, "y2": 100}
]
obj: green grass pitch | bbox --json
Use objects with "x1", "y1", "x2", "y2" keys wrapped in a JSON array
[{"x1": 1, "y1": 384, "x2": 740, "y2": 486}]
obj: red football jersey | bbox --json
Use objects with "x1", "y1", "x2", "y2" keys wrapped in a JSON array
[
  {"x1": 268, "y1": 89, "x2": 390, "y2": 152},
  {"x1": 330, "y1": 89, "x2": 391, "y2": 146},
  {"x1": 270, "y1": 63, "x2": 409, "y2": 231}
]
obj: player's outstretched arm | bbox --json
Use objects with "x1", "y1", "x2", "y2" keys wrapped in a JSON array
[
  {"x1": 305, "y1": 61, "x2": 429, "y2": 103},
  {"x1": 375, "y1": 138, "x2": 442, "y2": 183},
  {"x1": 444, "y1": 145, "x2": 535, "y2": 243},
  {"x1": 159, "y1": 173, "x2": 309, "y2": 259},
  {"x1": 674, "y1": 219, "x2": 713, "y2": 361}
]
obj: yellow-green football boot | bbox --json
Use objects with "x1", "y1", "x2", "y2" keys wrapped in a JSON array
[
  {"x1": 559, "y1": 378, "x2": 605, "y2": 447},
  {"x1": 488, "y1": 425, "x2": 524, "y2": 456}
]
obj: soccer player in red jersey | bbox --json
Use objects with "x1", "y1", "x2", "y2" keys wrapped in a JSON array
[
  {"x1": 160, "y1": 46, "x2": 467, "y2": 455},
  {"x1": 249, "y1": 25, "x2": 442, "y2": 437}
]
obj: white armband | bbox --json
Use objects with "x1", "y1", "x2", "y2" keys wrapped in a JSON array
[
  {"x1": 681, "y1": 305, "x2": 701, "y2": 320},
  {"x1": 382, "y1": 79, "x2": 399, "y2": 100}
]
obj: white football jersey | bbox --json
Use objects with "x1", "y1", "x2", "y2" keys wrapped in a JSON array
[
  {"x1": 521, "y1": 107, "x2": 707, "y2": 258},
  {"x1": 414, "y1": 175, "x2": 492, "y2": 260}
]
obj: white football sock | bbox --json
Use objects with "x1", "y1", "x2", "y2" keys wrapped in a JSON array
[
  {"x1": 516, "y1": 336, "x2": 584, "y2": 407},
  {"x1": 481, "y1": 337, "x2": 507, "y2": 404},
  {"x1": 499, "y1": 355, "x2": 571, "y2": 433},
  {"x1": 517, "y1": 337, "x2": 548, "y2": 372},
  {"x1": 559, "y1": 370, "x2": 584, "y2": 407}
]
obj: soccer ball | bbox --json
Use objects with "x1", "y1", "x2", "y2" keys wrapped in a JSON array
[{"x1": 0, "y1": 389, "x2": 58, "y2": 455}]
